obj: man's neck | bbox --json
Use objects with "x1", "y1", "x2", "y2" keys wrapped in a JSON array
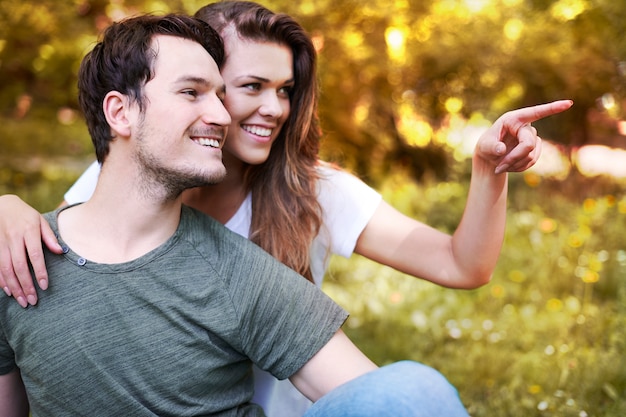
[
  {"x1": 57, "y1": 166, "x2": 184, "y2": 264},
  {"x1": 182, "y1": 152, "x2": 247, "y2": 225}
]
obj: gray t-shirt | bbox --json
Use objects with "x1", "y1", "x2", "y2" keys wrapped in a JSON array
[{"x1": 0, "y1": 205, "x2": 348, "y2": 416}]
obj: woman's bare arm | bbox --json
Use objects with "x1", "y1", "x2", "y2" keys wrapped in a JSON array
[{"x1": 355, "y1": 100, "x2": 573, "y2": 289}]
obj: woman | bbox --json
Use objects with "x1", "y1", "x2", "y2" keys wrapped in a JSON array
[{"x1": 0, "y1": 1, "x2": 571, "y2": 415}]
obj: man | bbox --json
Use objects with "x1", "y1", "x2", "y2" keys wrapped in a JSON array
[{"x1": 0, "y1": 13, "x2": 468, "y2": 417}]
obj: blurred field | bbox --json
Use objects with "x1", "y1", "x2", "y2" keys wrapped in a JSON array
[{"x1": 324, "y1": 167, "x2": 626, "y2": 417}]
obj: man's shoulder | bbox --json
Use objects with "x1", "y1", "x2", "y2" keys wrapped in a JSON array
[
  {"x1": 181, "y1": 205, "x2": 246, "y2": 243},
  {"x1": 180, "y1": 205, "x2": 271, "y2": 261},
  {"x1": 180, "y1": 205, "x2": 297, "y2": 279}
]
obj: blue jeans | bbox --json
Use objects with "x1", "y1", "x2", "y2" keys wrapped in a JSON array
[{"x1": 302, "y1": 361, "x2": 470, "y2": 417}]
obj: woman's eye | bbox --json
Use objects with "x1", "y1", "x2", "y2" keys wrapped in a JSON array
[
  {"x1": 278, "y1": 86, "x2": 292, "y2": 98},
  {"x1": 182, "y1": 90, "x2": 198, "y2": 98},
  {"x1": 243, "y1": 83, "x2": 261, "y2": 91}
]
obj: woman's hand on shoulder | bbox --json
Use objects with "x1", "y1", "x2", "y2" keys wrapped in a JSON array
[{"x1": 0, "y1": 195, "x2": 62, "y2": 308}]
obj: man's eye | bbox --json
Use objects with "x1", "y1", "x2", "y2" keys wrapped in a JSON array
[{"x1": 182, "y1": 90, "x2": 198, "y2": 97}]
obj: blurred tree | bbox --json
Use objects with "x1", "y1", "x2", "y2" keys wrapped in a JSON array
[
  {"x1": 288, "y1": 0, "x2": 450, "y2": 183},
  {"x1": 0, "y1": 1, "x2": 93, "y2": 116},
  {"x1": 1, "y1": 0, "x2": 625, "y2": 183},
  {"x1": 0, "y1": 0, "x2": 195, "y2": 118},
  {"x1": 290, "y1": 0, "x2": 626, "y2": 183}
]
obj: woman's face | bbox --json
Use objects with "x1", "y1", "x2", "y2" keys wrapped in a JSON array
[{"x1": 220, "y1": 36, "x2": 293, "y2": 166}]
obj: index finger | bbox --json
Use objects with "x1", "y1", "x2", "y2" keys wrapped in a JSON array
[{"x1": 506, "y1": 99, "x2": 573, "y2": 132}]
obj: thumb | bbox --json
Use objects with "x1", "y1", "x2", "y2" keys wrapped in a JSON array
[
  {"x1": 494, "y1": 141, "x2": 507, "y2": 156},
  {"x1": 476, "y1": 124, "x2": 506, "y2": 159}
]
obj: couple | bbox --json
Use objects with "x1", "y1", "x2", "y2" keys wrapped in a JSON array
[{"x1": 0, "y1": 1, "x2": 572, "y2": 416}]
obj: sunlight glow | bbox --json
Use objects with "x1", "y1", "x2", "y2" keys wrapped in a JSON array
[
  {"x1": 33, "y1": 44, "x2": 55, "y2": 72},
  {"x1": 399, "y1": 118, "x2": 433, "y2": 147},
  {"x1": 491, "y1": 83, "x2": 525, "y2": 113},
  {"x1": 528, "y1": 140, "x2": 570, "y2": 180},
  {"x1": 435, "y1": 0, "x2": 493, "y2": 13},
  {"x1": 599, "y1": 93, "x2": 616, "y2": 110},
  {"x1": 141, "y1": 1, "x2": 169, "y2": 13},
  {"x1": 296, "y1": 1, "x2": 315, "y2": 15},
  {"x1": 441, "y1": 116, "x2": 488, "y2": 159},
  {"x1": 550, "y1": 0, "x2": 587, "y2": 21},
  {"x1": 463, "y1": 0, "x2": 491, "y2": 13},
  {"x1": 444, "y1": 97, "x2": 463, "y2": 114},
  {"x1": 385, "y1": 26, "x2": 406, "y2": 62},
  {"x1": 344, "y1": 31, "x2": 364, "y2": 51},
  {"x1": 503, "y1": 18, "x2": 524, "y2": 41},
  {"x1": 105, "y1": 4, "x2": 129, "y2": 21},
  {"x1": 353, "y1": 102, "x2": 369, "y2": 124},
  {"x1": 574, "y1": 145, "x2": 626, "y2": 178},
  {"x1": 396, "y1": 101, "x2": 433, "y2": 147},
  {"x1": 38, "y1": 44, "x2": 54, "y2": 60}
]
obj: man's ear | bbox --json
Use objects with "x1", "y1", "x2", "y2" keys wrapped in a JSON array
[{"x1": 103, "y1": 91, "x2": 132, "y2": 138}]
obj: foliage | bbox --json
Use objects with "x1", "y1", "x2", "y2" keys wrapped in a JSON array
[
  {"x1": 0, "y1": 110, "x2": 93, "y2": 211},
  {"x1": 1, "y1": 0, "x2": 625, "y2": 184},
  {"x1": 324, "y1": 168, "x2": 626, "y2": 417}
]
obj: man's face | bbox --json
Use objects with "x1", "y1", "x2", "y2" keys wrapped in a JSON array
[{"x1": 131, "y1": 35, "x2": 231, "y2": 198}]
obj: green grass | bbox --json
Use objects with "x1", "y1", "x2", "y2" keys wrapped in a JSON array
[{"x1": 323, "y1": 170, "x2": 626, "y2": 416}]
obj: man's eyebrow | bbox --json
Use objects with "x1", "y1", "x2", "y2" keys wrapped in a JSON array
[
  {"x1": 174, "y1": 76, "x2": 226, "y2": 94},
  {"x1": 174, "y1": 75, "x2": 212, "y2": 86}
]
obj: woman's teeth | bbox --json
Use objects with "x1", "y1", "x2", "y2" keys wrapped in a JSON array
[{"x1": 242, "y1": 125, "x2": 272, "y2": 137}]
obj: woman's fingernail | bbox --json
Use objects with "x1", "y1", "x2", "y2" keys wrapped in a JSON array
[
  {"x1": 17, "y1": 296, "x2": 27, "y2": 308},
  {"x1": 3, "y1": 287, "x2": 10, "y2": 297},
  {"x1": 495, "y1": 164, "x2": 508, "y2": 174},
  {"x1": 39, "y1": 279, "x2": 49, "y2": 290}
]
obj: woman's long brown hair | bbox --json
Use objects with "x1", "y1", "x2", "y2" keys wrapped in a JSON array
[{"x1": 195, "y1": 1, "x2": 322, "y2": 281}]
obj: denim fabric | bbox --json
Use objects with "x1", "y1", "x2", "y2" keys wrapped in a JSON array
[{"x1": 303, "y1": 361, "x2": 469, "y2": 417}]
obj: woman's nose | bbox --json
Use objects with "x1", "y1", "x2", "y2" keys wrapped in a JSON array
[{"x1": 259, "y1": 92, "x2": 284, "y2": 119}]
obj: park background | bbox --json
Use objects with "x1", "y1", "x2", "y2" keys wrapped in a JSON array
[{"x1": 0, "y1": 0, "x2": 624, "y2": 415}]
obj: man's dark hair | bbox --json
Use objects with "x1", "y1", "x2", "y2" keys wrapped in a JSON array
[{"x1": 78, "y1": 14, "x2": 224, "y2": 163}]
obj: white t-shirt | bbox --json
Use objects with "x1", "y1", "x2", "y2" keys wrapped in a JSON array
[{"x1": 64, "y1": 161, "x2": 382, "y2": 417}]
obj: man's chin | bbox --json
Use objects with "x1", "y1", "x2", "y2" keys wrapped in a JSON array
[{"x1": 187, "y1": 169, "x2": 227, "y2": 188}]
